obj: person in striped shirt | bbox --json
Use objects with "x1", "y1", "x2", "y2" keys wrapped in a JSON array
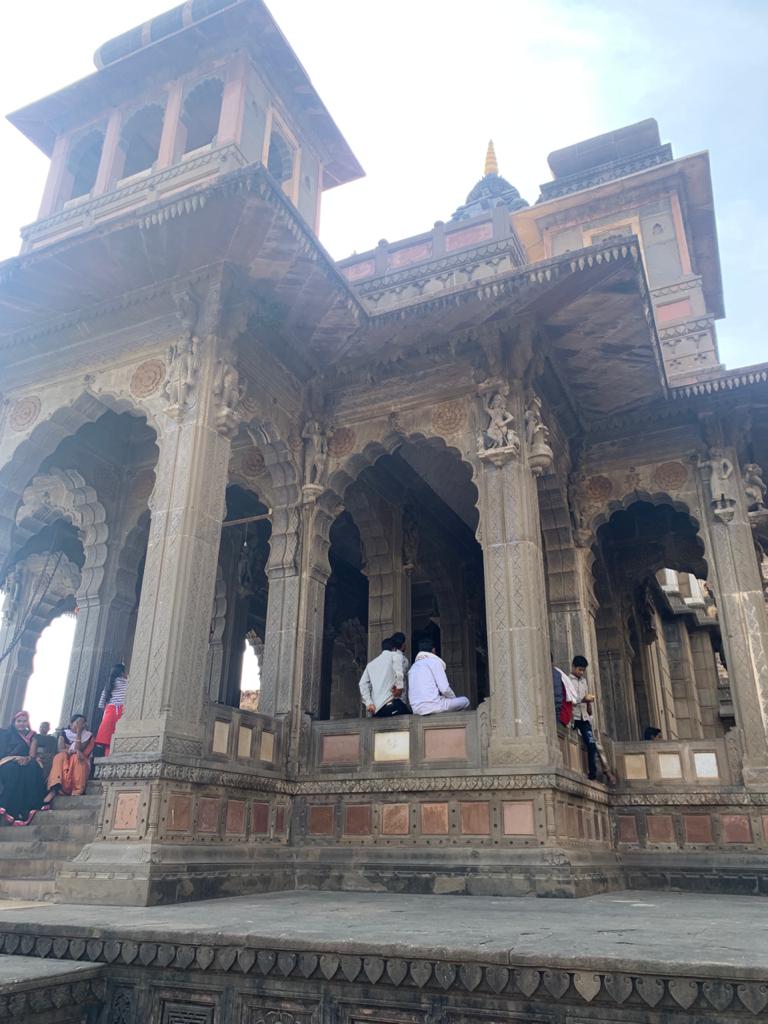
[{"x1": 94, "y1": 663, "x2": 128, "y2": 756}]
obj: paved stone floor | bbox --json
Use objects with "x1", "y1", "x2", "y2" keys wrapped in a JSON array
[{"x1": 0, "y1": 890, "x2": 765, "y2": 977}]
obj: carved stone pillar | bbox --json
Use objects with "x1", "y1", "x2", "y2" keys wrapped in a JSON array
[
  {"x1": 476, "y1": 381, "x2": 558, "y2": 767},
  {"x1": 112, "y1": 340, "x2": 235, "y2": 758},
  {"x1": 259, "y1": 503, "x2": 301, "y2": 716},
  {"x1": 699, "y1": 449, "x2": 768, "y2": 782}
]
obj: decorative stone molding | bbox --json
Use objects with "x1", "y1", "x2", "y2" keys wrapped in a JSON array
[
  {"x1": 1, "y1": 931, "x2": 765, "y2": 1017},
  {"x1": 0, "y1": 972, "x2": 105, "y2": 1020}
]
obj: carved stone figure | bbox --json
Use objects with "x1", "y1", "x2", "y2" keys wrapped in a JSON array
[
  {"x1": 482, "y1": 391, "x2": 515, "y2": 448},
  {"x1": 213, "y1": 358, "x2": 243, "y2": 436},
  {"x1": 2, "y1": 567, "x2": 23, "y2": 622},
  {"x1": 706, "y1": 449, "x2": 739, "y2": 523},
  {"x1": 164, "y1": 334, "x2": 199, "y2": 416},
  {"x1": 402, "y1": 504, "x2": 419, "y2": 570},
  {"x1": 524, "y1": 393, "x2": 553, "y2": 476},
  {"x1": 302, "y1": 418, "x2": 328, "y2": 489},
  {"x1": 743, "y1": 462, "x2": 767, "y2": 510}
]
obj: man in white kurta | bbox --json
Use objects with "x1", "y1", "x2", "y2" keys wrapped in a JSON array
[
  {"x1": 359, "y1": 635, "x2": 410, "y2": 717},
  {"x1": 408, "y1": 643, "x2": 470, "y2": 716}
]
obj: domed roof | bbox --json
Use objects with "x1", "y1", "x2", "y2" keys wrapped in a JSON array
[{"x1": 451, "y1": 141, "x2": 529, "y2": 221}]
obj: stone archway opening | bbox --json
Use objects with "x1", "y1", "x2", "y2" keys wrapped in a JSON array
[
  {"x1": 210, "y1": 485, "x2": 272, "y2": 710},
  {"x1": 592, "y1": 499, "x2": 724, "y2": 741},
  {"x1": 320, "y1": 438, "x2": 487, "y2": 720}
]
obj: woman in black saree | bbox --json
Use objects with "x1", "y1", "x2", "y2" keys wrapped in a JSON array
[{"x1": 0, "y1": 710, "x2": 49, "y2": 825}]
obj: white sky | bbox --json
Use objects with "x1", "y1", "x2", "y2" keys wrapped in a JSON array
[{"x1": 1, "y1": 1, "x2": 766, "y2": 721}]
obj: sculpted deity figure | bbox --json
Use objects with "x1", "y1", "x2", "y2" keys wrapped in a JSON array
[
  {"x1": 524, "y1": 394, "x2": 549, "y2": 449},
  {"x1": 482, "y1": 391, "x2": 516, "y2": 449},
  {"x1": 165, "y1": 334, "x2": 199, "y2": 414},
  {"x1": 402, "y1": 504, "x2": 419, "y2": 570},
  {"x1": 2, "y1": 567, "x2": 23, "y2": 622},
  {"x1": 213, "y1": 358, "x2": 243, "y2": 436},
  {"x1": 743, "y1": 463, "x2": 767, "y2": 510},
  {"x1": 302, "y1": 418, "x2": 328, "y2": 488}
]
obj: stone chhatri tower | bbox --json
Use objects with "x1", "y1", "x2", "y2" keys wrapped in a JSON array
[{"x1": 1, "y1": 0, "x2": 768, "y2": 923}]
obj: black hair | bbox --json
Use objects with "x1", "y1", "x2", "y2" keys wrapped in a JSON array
[
  {"x1": 417, "y1": 639, "x2": 435, "y2": 654},
  {"x1": 381, "y1": 637, "x2": 394, "y2": 651},
  {"x1": 104, "y1": 662, "x2": 127, "y2": 702},
  {"x1": 390, "y1": 632, "x2": 406, "y2": 649},
  {"x1": 69, "y1": 713, "x2": 86, "y2": 723},
  {"x1": 644, "y1": 726, "x2": 662, "y2": 740},
  {"x1": 572, "y1": 655, "x2": 589, "y2": 669}
]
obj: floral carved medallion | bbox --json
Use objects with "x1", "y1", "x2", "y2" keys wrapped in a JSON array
[
  {"x1": 586, "y1": 474, "x2": 614, "y2": 502},
  {"x1": 9, "y1": 396, "x2": 41, "y2": 432},
  {"x1": 130, "y1": 359, "x2": 165, "y2": 399},
  {"x1": 431, "y1": 400, "x2": 466, "y2": 436},
  {"x1": 240, "y1": 449, "x2": 267, "y2": 478},
  {"x1": 328, "y1": 427, "x2": 355, "y2": 459},
  {"x1": 653, "y1": 460, "x2": 688, "y2": 492}
]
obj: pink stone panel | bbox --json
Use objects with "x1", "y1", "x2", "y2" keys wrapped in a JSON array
[
  {"x1": 167, "y1": 794, "x2": 192, "y2": 832},
  {"x1": 344, "y1": 804, "x2": 372, "y2": 836},
  {"x1": 308, "y1": 805, "x2": 335, "y2": 835},
  {"x1": 445, "y1": 222, "x2": 493, "y2": 252},
  {"x1": 252, "y1": 802, "x2": 269, "y2": 835},
  {"x1": 683, "y1": 815, "x2": 713, "y2": 844},
  {"x1": 225, "y1": 800, "x2": 246, "y2": 834},
  {"x1": 420, "y1": 803, "x2": 449, "y2": 835},
  {"x1": 197, "y1": 797, "x2": 220, "y2": 834},
  {"x1": 502, "y1": 801, "x2": 535, "y2": 836},
  {"x1": 762, "y1": 815, "x2": 768, "y2": 842},
  {"x1": 656, "y1": 297, "x2": 693, "y2": 323},
  {"x1": 722, "y1": 814, "x2": 753, "y2": 844},
  {"x1": 321, "y1": 733, "x2": 360, "y2": 765},
  {"x1": 113, "y1": 792, "x2": 140, "y2": 831},
  {"x1": 423, "y1": 727, "x2": 467, "y2": 761},
  {"x1": 460, "y1": 802, "x2": 490, "y2": 835},
  {"x1": 275, "y1": 805, "x2": 286, "y2": 834},
  {"x1": 647, "y1": 814, "x2": 675, "y2": 843},
  {"x1": 381, "y1": 803, "x2": 410, "y2": 835},
  {"x1": 388, "y1": 242, "x2": 432, "y2": 268},
  {"x1": 342, "y1": 259, "x2": 375, "y2": 282},
  {"x1": 617, "y1": 816, "x2": 638, "y2": 843}
]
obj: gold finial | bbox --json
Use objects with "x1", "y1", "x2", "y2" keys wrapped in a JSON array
[{"x1": 484, "y1": 139, "x2": 498, "y2": 176}]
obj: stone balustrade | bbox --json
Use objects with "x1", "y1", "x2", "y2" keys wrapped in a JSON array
[
  {"x1": 310, "y1": 711, "x2": 482, "y2": 775},
  {"x1": 612, "y1": 737, "x2": 732, "y2": 787},
  {"x1": 205, "y1": 703, "x2": 283, "y2": 772}
]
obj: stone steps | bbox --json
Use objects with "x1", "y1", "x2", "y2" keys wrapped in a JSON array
[{"x1": 0, "y1": 786, "x2": 102, "y2": 901}]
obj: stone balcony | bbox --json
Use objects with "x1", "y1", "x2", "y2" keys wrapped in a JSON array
[{"x1": 20, "y1": 143, "x2": 250, "y2": 253}]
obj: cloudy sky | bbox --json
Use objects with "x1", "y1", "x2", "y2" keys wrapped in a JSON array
[{"x1": 1, "y1": 0, "x2": 766, "y2": 723}]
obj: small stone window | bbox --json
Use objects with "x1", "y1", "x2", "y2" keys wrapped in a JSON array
[
  {"x1": 120, "y1": 104, "x2": 164, "y2": 178},
  {"x1": 267, "y1": 128, "x2": 293, "y2": 184},
  {"x1": 67, "y1": 129, "x2": 104, "y2": 199},
  {"x1": 181, "y1": 78, "x2": 223, "y2": 154}
]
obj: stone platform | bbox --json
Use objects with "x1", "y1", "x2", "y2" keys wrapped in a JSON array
[{"x1": 0, "y1": 890, "x2": 767, "y2": 1021}]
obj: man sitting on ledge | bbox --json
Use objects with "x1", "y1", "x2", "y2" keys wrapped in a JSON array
[
  {"x1": 359, "y1": 633, "x2": 410, "y2": 718},
  {"x1": 408, "y1": 641, "x2": 470, "y2": 716}
]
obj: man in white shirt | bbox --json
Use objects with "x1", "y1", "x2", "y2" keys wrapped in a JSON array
[
  {"x1": 359, "y1": 633, "x2": 410, "y2": 717},
  {"x1": 408, "y1": 641, "x2": 470, "y2": 716}
]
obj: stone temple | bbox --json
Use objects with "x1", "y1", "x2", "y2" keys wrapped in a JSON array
[{"x1": 1, "y1": 2, "x2": 768, "y2": 1022}]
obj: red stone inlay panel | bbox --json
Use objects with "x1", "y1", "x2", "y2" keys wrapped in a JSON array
[
  {"x1": 381, "y1": 803, "x2": 410, "y2": 835},
  {"x1": 683, "y1": 815, "x2": 713, "y2": 844},
  {"x1": 197, "y1": 797, "x2": 220, "y2": 834},
  {"x1": 617, "y1": 815, "x2": 638, "y2": 843},
  {"x1": 722, "y1": 814, "x2": 752, "y2": 844},
  {"x1": 460, "y1": 802, "x2": 490, "y2": 835},
  {"x1": 275, "y1": 805, "x2": 286, "y2": 834},
  {"x1": 647, "y1": 814, "x2": 675, "y2": 843},
  {"x1": 321, "y1": 733, "x2": 360, "y2": 765},
  {"x1": 344, "y1": 804, "x2": 372, "y2": 836},
  {"x1": 308, "y1": 805, "x2": 335, "y2": 835},
  {"x1": 166, "y1": 794, "x2": 192, "y2": 832},
  {"x1": 502, "y1": 801, "x2": 535, "y2": 836},
  {"x1": 445, "y1": 222, "x2": 493, "y2": 252},
  {"x1": 225, "y1": 800, "x2": 246, "y2": 834},
  {"x1": 252, "y1": 802, "x2": 270, "y2": 835},
  {"x1": 423, "y1": 727, "x2": 467, "y2": 761},
  {"x1": 420, "y1": 803, "x2": 449, "y2": 835},
  {"x1": 113, "y1": 792, "x2": 140, "y2": 831}
]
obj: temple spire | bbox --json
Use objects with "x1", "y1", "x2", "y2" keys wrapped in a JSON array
[{"x1": 484, "y1": 139, "x2": 498, "y2": 177}]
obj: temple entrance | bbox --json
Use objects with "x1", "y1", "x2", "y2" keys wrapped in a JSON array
[
  {"x1": 320, "y1": 440, "x2": 487, "y2": 719},
  {"x1": 593, "y1": 500, "x2": 725, "y2": 741}
]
